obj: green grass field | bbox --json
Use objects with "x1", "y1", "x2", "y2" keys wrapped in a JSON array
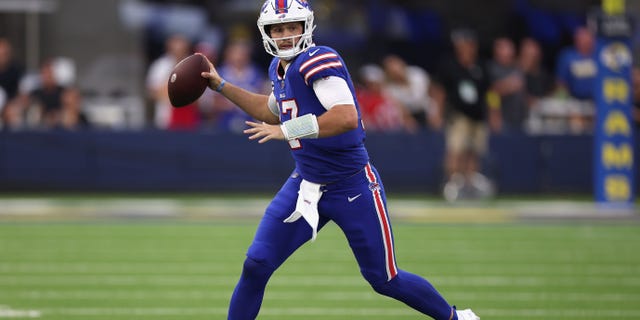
[{"x1": 1, "y1": 217, "x2": 639, "y2": 319}]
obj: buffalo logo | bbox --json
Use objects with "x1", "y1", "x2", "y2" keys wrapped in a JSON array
[
  {"x1": 274, "y1": 0, "x2": 289, "y2": 14},
  {"x1": 369, "y1": 182, "x2": 380, "y2": 192}
]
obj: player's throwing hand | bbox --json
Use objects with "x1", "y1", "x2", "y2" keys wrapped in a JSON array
[
  {"x1": 197, "y1": 53, "x2": 224, "y2": 90},
  {"x1": 243, "y1": 121, "x2": 285, "y2": 143}
]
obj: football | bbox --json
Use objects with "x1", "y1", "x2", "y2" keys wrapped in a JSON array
[{"x1": 167, "y1": 54, "x2": 210, "y2": 107}]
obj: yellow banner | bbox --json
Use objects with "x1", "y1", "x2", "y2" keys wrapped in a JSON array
[{"x1": 602, "y1": 0, "x2": 625, "y2": 15}]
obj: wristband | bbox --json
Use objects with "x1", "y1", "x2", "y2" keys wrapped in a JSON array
[
  {"x1": 215, "y1": 79, "x2": 226, "y2": 92},
  {"x1": 281, "y1": 114, "x2": 319, "y2": 140}
]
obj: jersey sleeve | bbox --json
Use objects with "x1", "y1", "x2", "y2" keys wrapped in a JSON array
[
  {"x1": 312, "y1": 76, "x2": 355, "y2": 110},
  {"x1": 298, "y1": 46, "x2": 348, "y2": 86}
]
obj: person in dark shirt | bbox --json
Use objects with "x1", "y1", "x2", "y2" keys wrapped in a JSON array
[
  {"x1": 30, "y1": 60, "x2": 66, "y2": 128},
  {"x1": 487, "y1": 37, "x2": 528, "y2": 133},
  {"x1": 0, "y1": 38, "x2": 24, "y2": 103},
  {"x1": 518, "y1": 38, "x2": 554, "y2": 106},
  {"x1": 57, "y1": 87, "x2": 90, "y2": 131},
  {"x1": 436, "y1": 28, "x2": 494, "y2": 201}
]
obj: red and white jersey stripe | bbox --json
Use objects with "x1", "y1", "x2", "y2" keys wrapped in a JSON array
[{"x1": 299, "y1": 51, "x2": 343, "y2": 85}]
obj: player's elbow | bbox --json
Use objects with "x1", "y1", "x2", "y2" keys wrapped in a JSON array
[
  {"x1": 344, "y1": 115, "x2": 359, "y2": 131},
  {"x1": 338, "y1": 105, "x2": 359, "y2": 131}
]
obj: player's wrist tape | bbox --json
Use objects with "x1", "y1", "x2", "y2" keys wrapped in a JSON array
[
  {"x1": 215, "y1": 79, "x2": 226, "y2": 92},
  {"x1": 280, "y1": 114, "x2": 319, "y2": 140}
]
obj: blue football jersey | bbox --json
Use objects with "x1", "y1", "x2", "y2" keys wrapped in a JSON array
[{"x1": 269, "y1": 46, "x2": 369, "y2": 184}]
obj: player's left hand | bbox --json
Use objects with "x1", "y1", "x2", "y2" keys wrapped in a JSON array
[{"x1": 244, "y1": 121, "x2": 285, "y2": 143}]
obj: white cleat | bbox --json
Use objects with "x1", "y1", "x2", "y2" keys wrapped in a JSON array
[{"x1": 456, "y1": 308, "x2": 480, "y2": 320}]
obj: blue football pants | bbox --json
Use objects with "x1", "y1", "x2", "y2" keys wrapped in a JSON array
[{"x1": 227, "y1": 164, "x2": 456, "y2": 320}]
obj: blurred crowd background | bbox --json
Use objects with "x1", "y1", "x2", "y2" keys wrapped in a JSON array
[
  {"x1": 0, "y1": 0, "x2": 638, "y2": 197},
  {"x1": 0, "y1": 0, "x2": 638, "y2": 133}
]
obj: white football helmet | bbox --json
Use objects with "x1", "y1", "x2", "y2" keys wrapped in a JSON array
[{"x1": 257, "y1": 0, "x2": 315, "y2": 60}]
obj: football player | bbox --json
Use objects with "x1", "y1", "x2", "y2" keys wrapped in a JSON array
[{"x1": 200, "y1": 1, "x2": 480, "y2": 319}]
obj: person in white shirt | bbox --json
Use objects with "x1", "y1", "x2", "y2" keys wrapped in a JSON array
[{"x1": 145, "y1": 34, "x2": 191, "y2": 129}]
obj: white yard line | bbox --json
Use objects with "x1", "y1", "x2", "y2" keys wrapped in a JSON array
[
  {"x1": 1, "y1": 262, "x2": 636, "y2": 276},
  {"x1": 19, "y1": 306, "x2": 640, "y2": 318},
  {"x1": 1, "y1": 274, "x2": 639, "y2": 287},
  {"x1": 0, "y1": 305, "x2": 41, "y2": 318},
  {"x1": 480, "y1": 308, "x2": 640, "y2": 318},
  {"x1": 2, "y1": 289, "x2": 639, "y2": 303},
  {"x1": 39, "y1": 307, "x2": 418, "y2": 317}
]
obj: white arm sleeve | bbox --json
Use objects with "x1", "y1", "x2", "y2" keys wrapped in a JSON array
[
  {"x1": 312, "y1": 76, "x2": 355, "y2": 110},
  {"x1": 267, "y1": 92, "x2": 279, "y2": 117}
]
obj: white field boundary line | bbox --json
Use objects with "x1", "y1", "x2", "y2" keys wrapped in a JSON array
[
  {"x1": 2, "y1": 275, "x2": 640, "y2": 287},
  {"x1": 1, "y1": 197, "x2": 633, "y2": 220},
  {"x1": 0, "y1": 199, "x2": 268, "y2": 217}
]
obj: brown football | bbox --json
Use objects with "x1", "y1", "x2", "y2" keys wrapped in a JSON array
[{"x1": 167, "y1": 54, "x2": 210, "y2": 107}]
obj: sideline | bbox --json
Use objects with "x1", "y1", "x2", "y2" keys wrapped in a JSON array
[{"x1": 0, "y1": 197, "x2": 636, "y2": 223}]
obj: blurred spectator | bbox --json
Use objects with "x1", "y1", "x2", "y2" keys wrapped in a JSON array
[
  {"x1": 436, "y1": 28, "x2": 494, "y2": 201},
  {"x1": 382, "y1": 54, "x2": 443, "y2": 131},
  {"x1": 355, "y1": 64, "x2": 410, "y2": 133},
  {"x1": 146, "y1": 34, "x2": 199, "y2": 130},
  {"x1": 518, "y1": 37, "x2": 558, "y2": 134},
  {"x1": 518, "y1": 37, "x2": 554, "y2": 107},
  {"x1": 211, "y1": 39, "x2": 267, "y2": 133},
  {"x1": 487, "y1": 37, "x2": 528, "y2": 133},
  {"x1": 1, "y1": 99, "x2": 26, "y2": 131},
  {"x1": 555, "y1": 26, "x2": 596, "y2": 100},
  {"x1": 29, "y1": 60, "x2": 67, "y2": 129},
  {"x1": 633, "y1": 66, "x2": 640, "y2": 128},
  {"x1": 0, "y1": 38, "x2": 24, "y2": 110},
  {"x1": 554, "y1": 26, "x2": 596, "y2": 133},
  {"x1": 57, "y1": 87, "x2": 90, "y2": 131}
]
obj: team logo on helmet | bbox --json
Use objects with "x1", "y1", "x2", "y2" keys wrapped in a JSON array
[{"x1": 274, "y1": 0, "x2": 289, "y2": 14}]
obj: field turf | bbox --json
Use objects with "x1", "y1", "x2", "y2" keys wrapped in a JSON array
[{"x1": 1, "y1": 219, "x2": 639, "y2": 319}]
